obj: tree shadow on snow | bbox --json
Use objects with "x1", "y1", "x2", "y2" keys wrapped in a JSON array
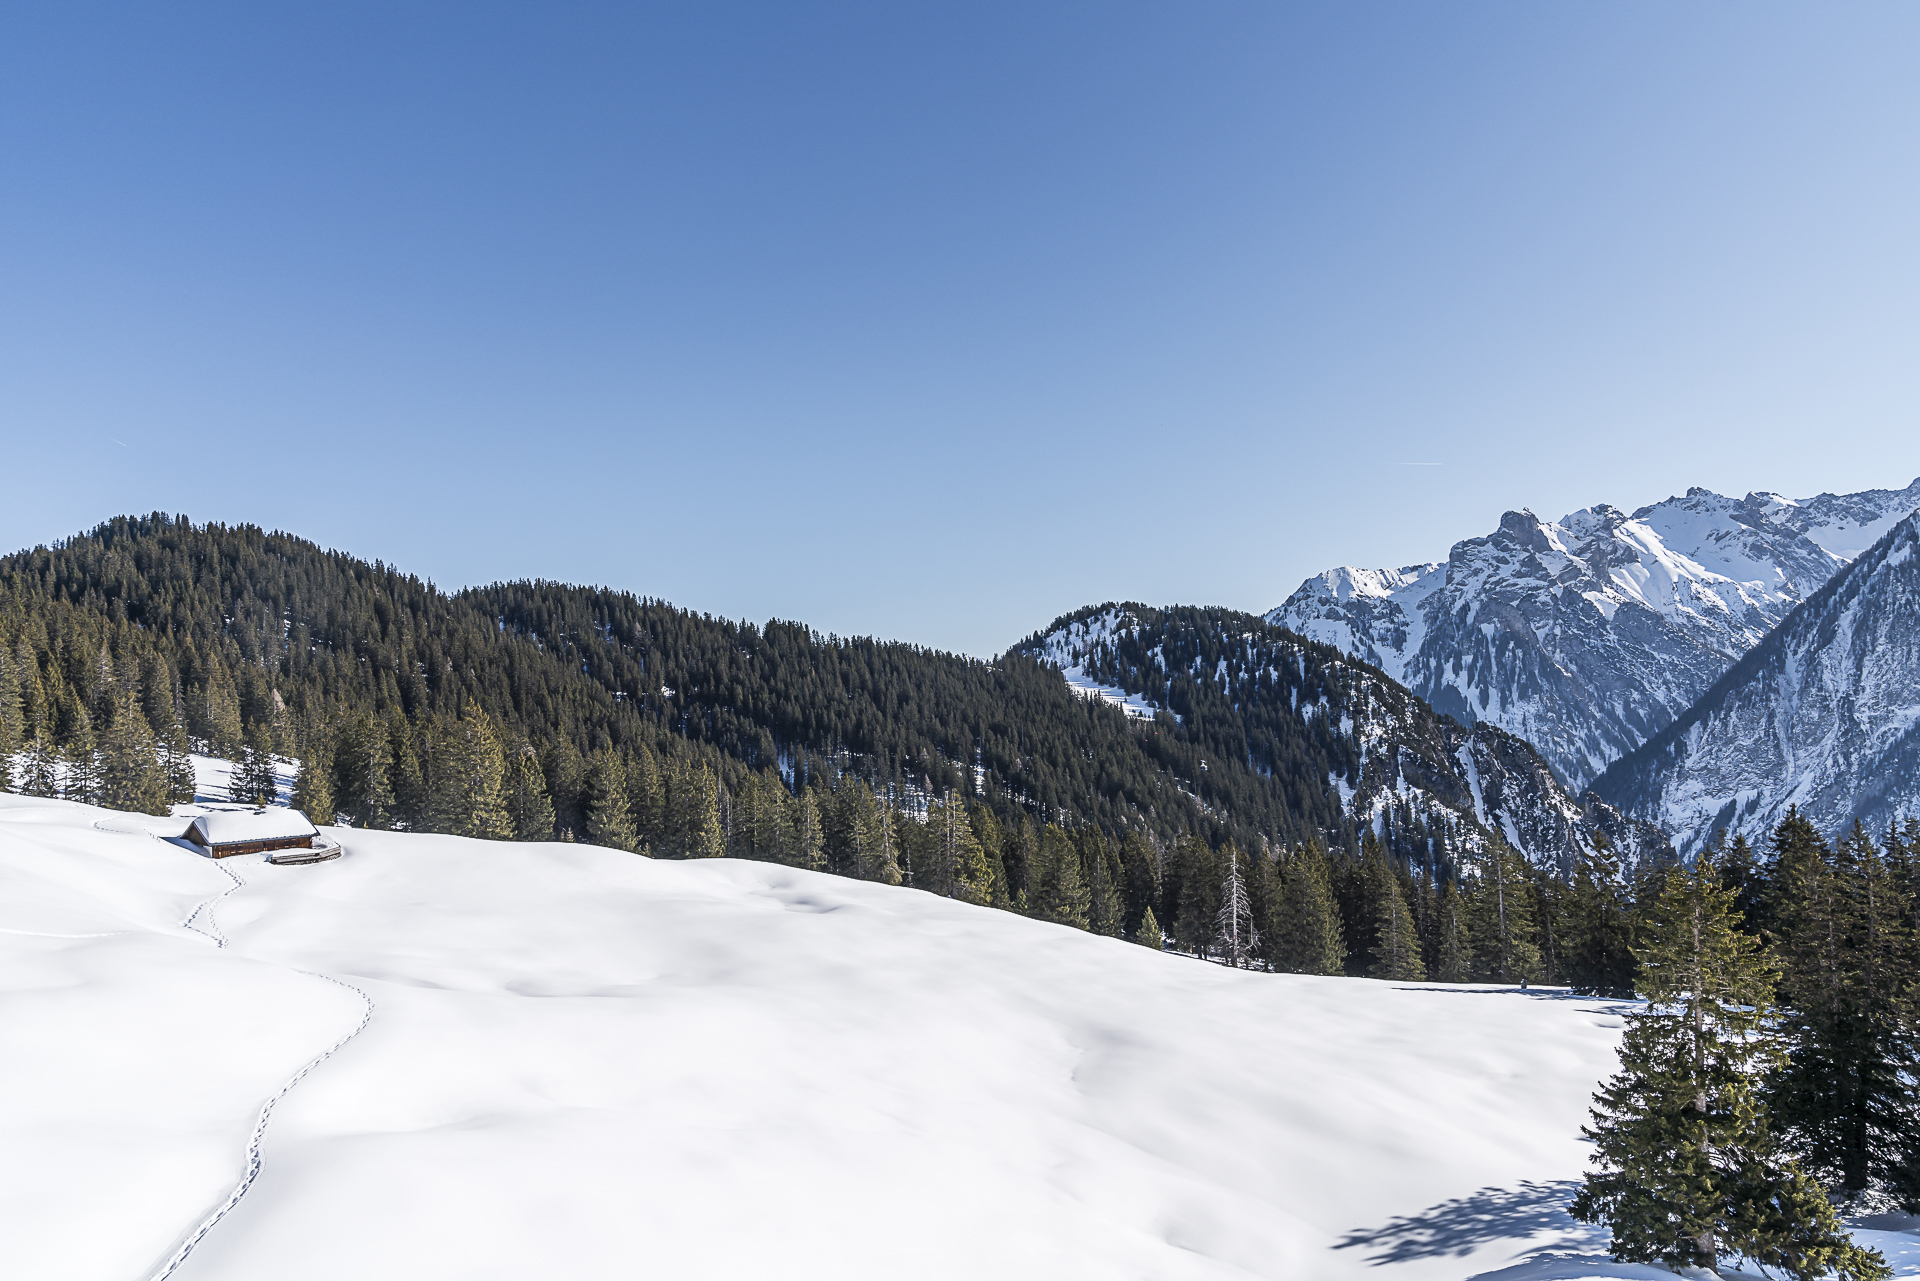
[{"x1": 1335, "y1": 1179, "x2": 1604, "y2": 1266}]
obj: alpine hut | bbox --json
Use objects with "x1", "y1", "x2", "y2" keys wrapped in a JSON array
[{"x1": 184, "y1": 809, "x2": 339, "y2": 862}]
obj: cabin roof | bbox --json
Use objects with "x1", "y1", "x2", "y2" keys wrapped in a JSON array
[{"x1": 188, "y1": 808, "x2": 319, "y2": 847}]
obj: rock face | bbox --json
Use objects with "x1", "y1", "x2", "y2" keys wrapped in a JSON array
[
  {"x1": 1268, "y1": 479, "x2": 1920, "y2": 790},
  {"x1": 1019, "y1": 604, "x2": 1670, "y2": 871},
  {"x1": 1592, "y1": 512, "x2": 1920, "y2": 855}
]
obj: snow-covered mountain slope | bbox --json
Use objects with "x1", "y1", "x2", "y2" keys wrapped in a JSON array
[
  {"x1": 1269, "y1": 479, "x2": 1920, "y2": 790},
  {"x1": 1593, "y1": 512, "x2": 1920, "y2": 855},
  {"x1": 6, "y1": 795, "x2": 1915, "y2": 1281},
  {"x1": 1020, "y1": 604, "x2": 1670, "y2": 871}
]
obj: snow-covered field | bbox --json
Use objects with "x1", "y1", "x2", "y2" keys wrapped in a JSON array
[{"x1": 3, "y1": 794, "x2": 1914, "y2": 1281}]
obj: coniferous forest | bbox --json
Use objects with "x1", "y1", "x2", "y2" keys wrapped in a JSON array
[{"x1": 4, "y1": 516, "x2": 1920, "y2": 1251}]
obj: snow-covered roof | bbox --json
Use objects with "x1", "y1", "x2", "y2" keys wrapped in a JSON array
[{"x1": 188, "y1": 809, "x2": 319, "y2": 847}]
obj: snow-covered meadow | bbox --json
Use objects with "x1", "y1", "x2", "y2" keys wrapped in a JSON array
[{"x1": 3, "y1": 794, "x2": 1914, "y2": 1281}]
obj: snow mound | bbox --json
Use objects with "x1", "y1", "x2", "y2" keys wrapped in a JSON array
[{"x1": 1, "y1": 794, "x2": 1907, "y2": 1280}]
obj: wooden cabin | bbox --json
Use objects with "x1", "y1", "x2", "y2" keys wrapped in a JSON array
[{"x1": 184, "y1": 808, "x2": 322, "y2": 858}]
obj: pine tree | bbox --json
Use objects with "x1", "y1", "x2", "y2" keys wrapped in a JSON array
[
  {"x1": 690, "y1": 765, "x2": 726, "y2": 858},
  {"x1": 790, "y1": 789, "x2": 826, "y2": 871},
  {"x1": 291, "y1": 745, "x2": 337, "y2": 825},
  {"x1": 1368, "y1": 845, "x2": 1425, "y2": 981},
  {"x1": 1083, "y1": 829, "x2": 1125, "y2": 936},
  {"x1": 1214, "y1": 846, "x2": 1261, "y2": 968},
  {"x1": 1272, "y1": 841, "x2": 1346, "y2": 975},
  {"x1": 506, "y1": 743, "x2": 556, "y2": 841},
  {"x1": 1570, "y1": 850, "x2": 1888, "y2": 1281},
  {"x1": 0, "y1": 643, "x2": 20, "y2": 792},
  {"x1": 1467, "y1": 842, "x2": 1542, "y2": 983},
  {"x1": 1434, "y1": 876, "x2": 1470, "y2": 983},
  {"x1": 927, "y1": 795, "x2": 993, "y2": 905},
  {"x1": 1172, "y1": 834, "x2": 1221, "y2": 956},
  {"x1": 427, "y1": 704, "x2": 511, "y2": 839},
  {"x1": 21, "y1": 734, "x2": 60, "y2": 798},
  {"x1": 1769, "y1": 819, "x2": 1919, "y2": 1200},
  {"x1": 1564, "y1": 841, "x2": 1636, "y2": 997},
  {"x1": 626, "y1": 745, "x2": 663, "y2": 848},
  {"x1": 95, "y1": 691, "x2": 168, "y2": 815},
  {"x1": 230, "y1": 725, "x2": 279, "y2": 806},
  {"x1": 583, "y1": 751, "x2": 638, "y2": 852},
  {"x1": 388, "y1": 713, "x2": 427, "y2": 830},
  {"x1": 1138, "y1": 905, "x2": 1164, "y2": 950},
  {"x1": 1030, "y1": 824, "x2": 1090, "y2": 929}
]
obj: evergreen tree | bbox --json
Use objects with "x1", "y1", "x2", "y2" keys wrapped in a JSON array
[
  {"x1": 1271, "y1": 841, "x2": 1346, "y2": 975},
  {"x1": 230, "y1": 724, "x2": 279, "y2": 806},
  {"x1": 506, "y1": 743, "x2": 556, "y2": 841},
  {"x1": 335, "y1": 714, "x2": 395, "y2": 829},
  {"x1": 427, "y1": 704, "x2": 511, "y2": 839},
  {"x1": 927, "y1": 795, "x2": 993, "y2": 905},
  {"x1": 95, "y1": 691, "x2": 168, "y2": 815},
  {"x1": 1214, "y1": 846, "x2": 1260, "y2": 968},
  {"x1": 21, "y1": 734, "x2": 60, "y2": 798},
  {"x1": 789, "y1": 789, "x2": 826, "y2": 872},
  {"x1": 1368, "y1": 845, "x2": 1425, "y2": 981},
  {"x1": 1082, "y1": 828, "x2": 1125, "y2": 936},
  {"x1": 158, "y1": 727, "x2": 196, "y2": 806},
  {"x1": 291, "y1": 745, "x2": 337, "y2": 825},
  {"x1": 626, "y1": 745, "x2": 663, "y2": 848},
  {"x1": 1769, "y1": 819, "x2": 1919, "y2": 1201},
  {"x1": 388, "y1": 712, "x2": 427, "y2": 830},
  {"x1": 1467, "y1": 842, "x2": 1542, "y2": 983},
  {"x1": 1029, "y1": 824, "x2": 1090, "y2": 929},
  {"x1": 1138, "y1": 905, "x2": 1164, "y2": 950},
  {"x1": 1570, "y1": 851, "x2": 1888, "y2": 1281},
  {"x1": 1433, "y1": 876, "x2": 1469, "y2": 983},
  {"x1": 583, "y1": 751, "x2": 638, "y2": 852},
  {"x1": 690, "y1": 765, "x2": 726, "y2": 858},
  {"x1": 1564, "y1": 842, "x2": 1637, "y2": 997},
  {"x1": 1172, "y1": 834, "x2": 1221, "y2": 956},
  {"x1": 0, "y1": 643, "x2": 19, "y2": 792}
]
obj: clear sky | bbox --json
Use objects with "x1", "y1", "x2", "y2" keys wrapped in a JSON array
[{"x1": 3, "y1": 3, "x2": 1918, "y2": 656}]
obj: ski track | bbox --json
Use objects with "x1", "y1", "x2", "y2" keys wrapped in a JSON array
[{"x1": 147, "y1": 850, "x2": 377, "y2": 1281}]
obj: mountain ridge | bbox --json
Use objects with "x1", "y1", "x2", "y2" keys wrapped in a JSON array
[{"x1": 1268, "y1": 478, "x2": 1920, "y2": 789}]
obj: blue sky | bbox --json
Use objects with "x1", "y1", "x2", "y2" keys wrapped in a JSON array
[{"x1": 3, "y1": 3, "x2": 1918, "y2": 655}]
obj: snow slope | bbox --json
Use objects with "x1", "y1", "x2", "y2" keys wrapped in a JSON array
[
  {"x1": 1269, "y1": 479, "x2": 1920, "y2": 789},
  {"x1": 3, "y1": 794, "x2": 1913, "y2": 1281}
]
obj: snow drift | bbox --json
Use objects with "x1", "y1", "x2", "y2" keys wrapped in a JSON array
[{"x1": 2, "y1": 794, "x2": 1913, "y2": 1280}]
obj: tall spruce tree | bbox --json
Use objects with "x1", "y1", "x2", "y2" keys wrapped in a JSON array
[
  {"x1": 1271, "y1": 841, "x2": 1346, "y2": 976},
  {"x1": 291, "y1": 746, "x2": 337, "y2": 825},
  {"x1": 1467, "y1": 842, "x2": 1542, "y2": 983},
  {"x1": 789, "y1": 789, "x2": 826, "y2": 872},
  {"x1": 1030, "y1": 824, "x2": 1090, "y2": 929},
  {"x1": 506, "y1": 744, "x2": 556, "y2": 842},
  {"x1": 0, "y1": 643, "x2": 20, "y2": 792},
  {"x1": 428, "y1": 705, "x2": 511, "y2": 840},
  {"x1": 1571, "y1": 851, "x2": 1888, "y2": 1281},
  {"x1": 1769, "y1": 818, "x2": 1919, "y2": 1202},
  {"x1": 1564, "y1": 842, "x2": 1636, "y2": 997},
  {"x1": 583, "y1": 751, "x2": 638, "y2": 852},
  {"x1": 95, "y1": 691, "x2": 168, "y2": 815},
  {"x1": 1368, "y1": 845, "x2": 1426, "y2": 981}
]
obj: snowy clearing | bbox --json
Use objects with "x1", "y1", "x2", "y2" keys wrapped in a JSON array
[{"x1": 1, "y1": 793, "x2": 1912, "y2": 1280}]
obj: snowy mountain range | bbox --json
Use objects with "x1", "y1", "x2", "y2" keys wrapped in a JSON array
[
  {"x1": 1592, "y1": 511, "x2": 1920, "y2": 855},
  {"x1": 1018, "y1": 604, "x2": 1670, "y2": 870},
  {"x1": 1267, "y1": 478, "x2": 1920, "y2": 791}
]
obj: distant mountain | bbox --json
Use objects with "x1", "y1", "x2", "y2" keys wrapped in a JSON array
[
  {"x1": 1268, "y1": 479, "x2": 1920, "y2": 790},
  {"x1": 1592, "y1": 512, "x2": 1920, "y2": 854},
  {"x1": 1015, "y1": 604, "x2": 1669, "y2": 870}
]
